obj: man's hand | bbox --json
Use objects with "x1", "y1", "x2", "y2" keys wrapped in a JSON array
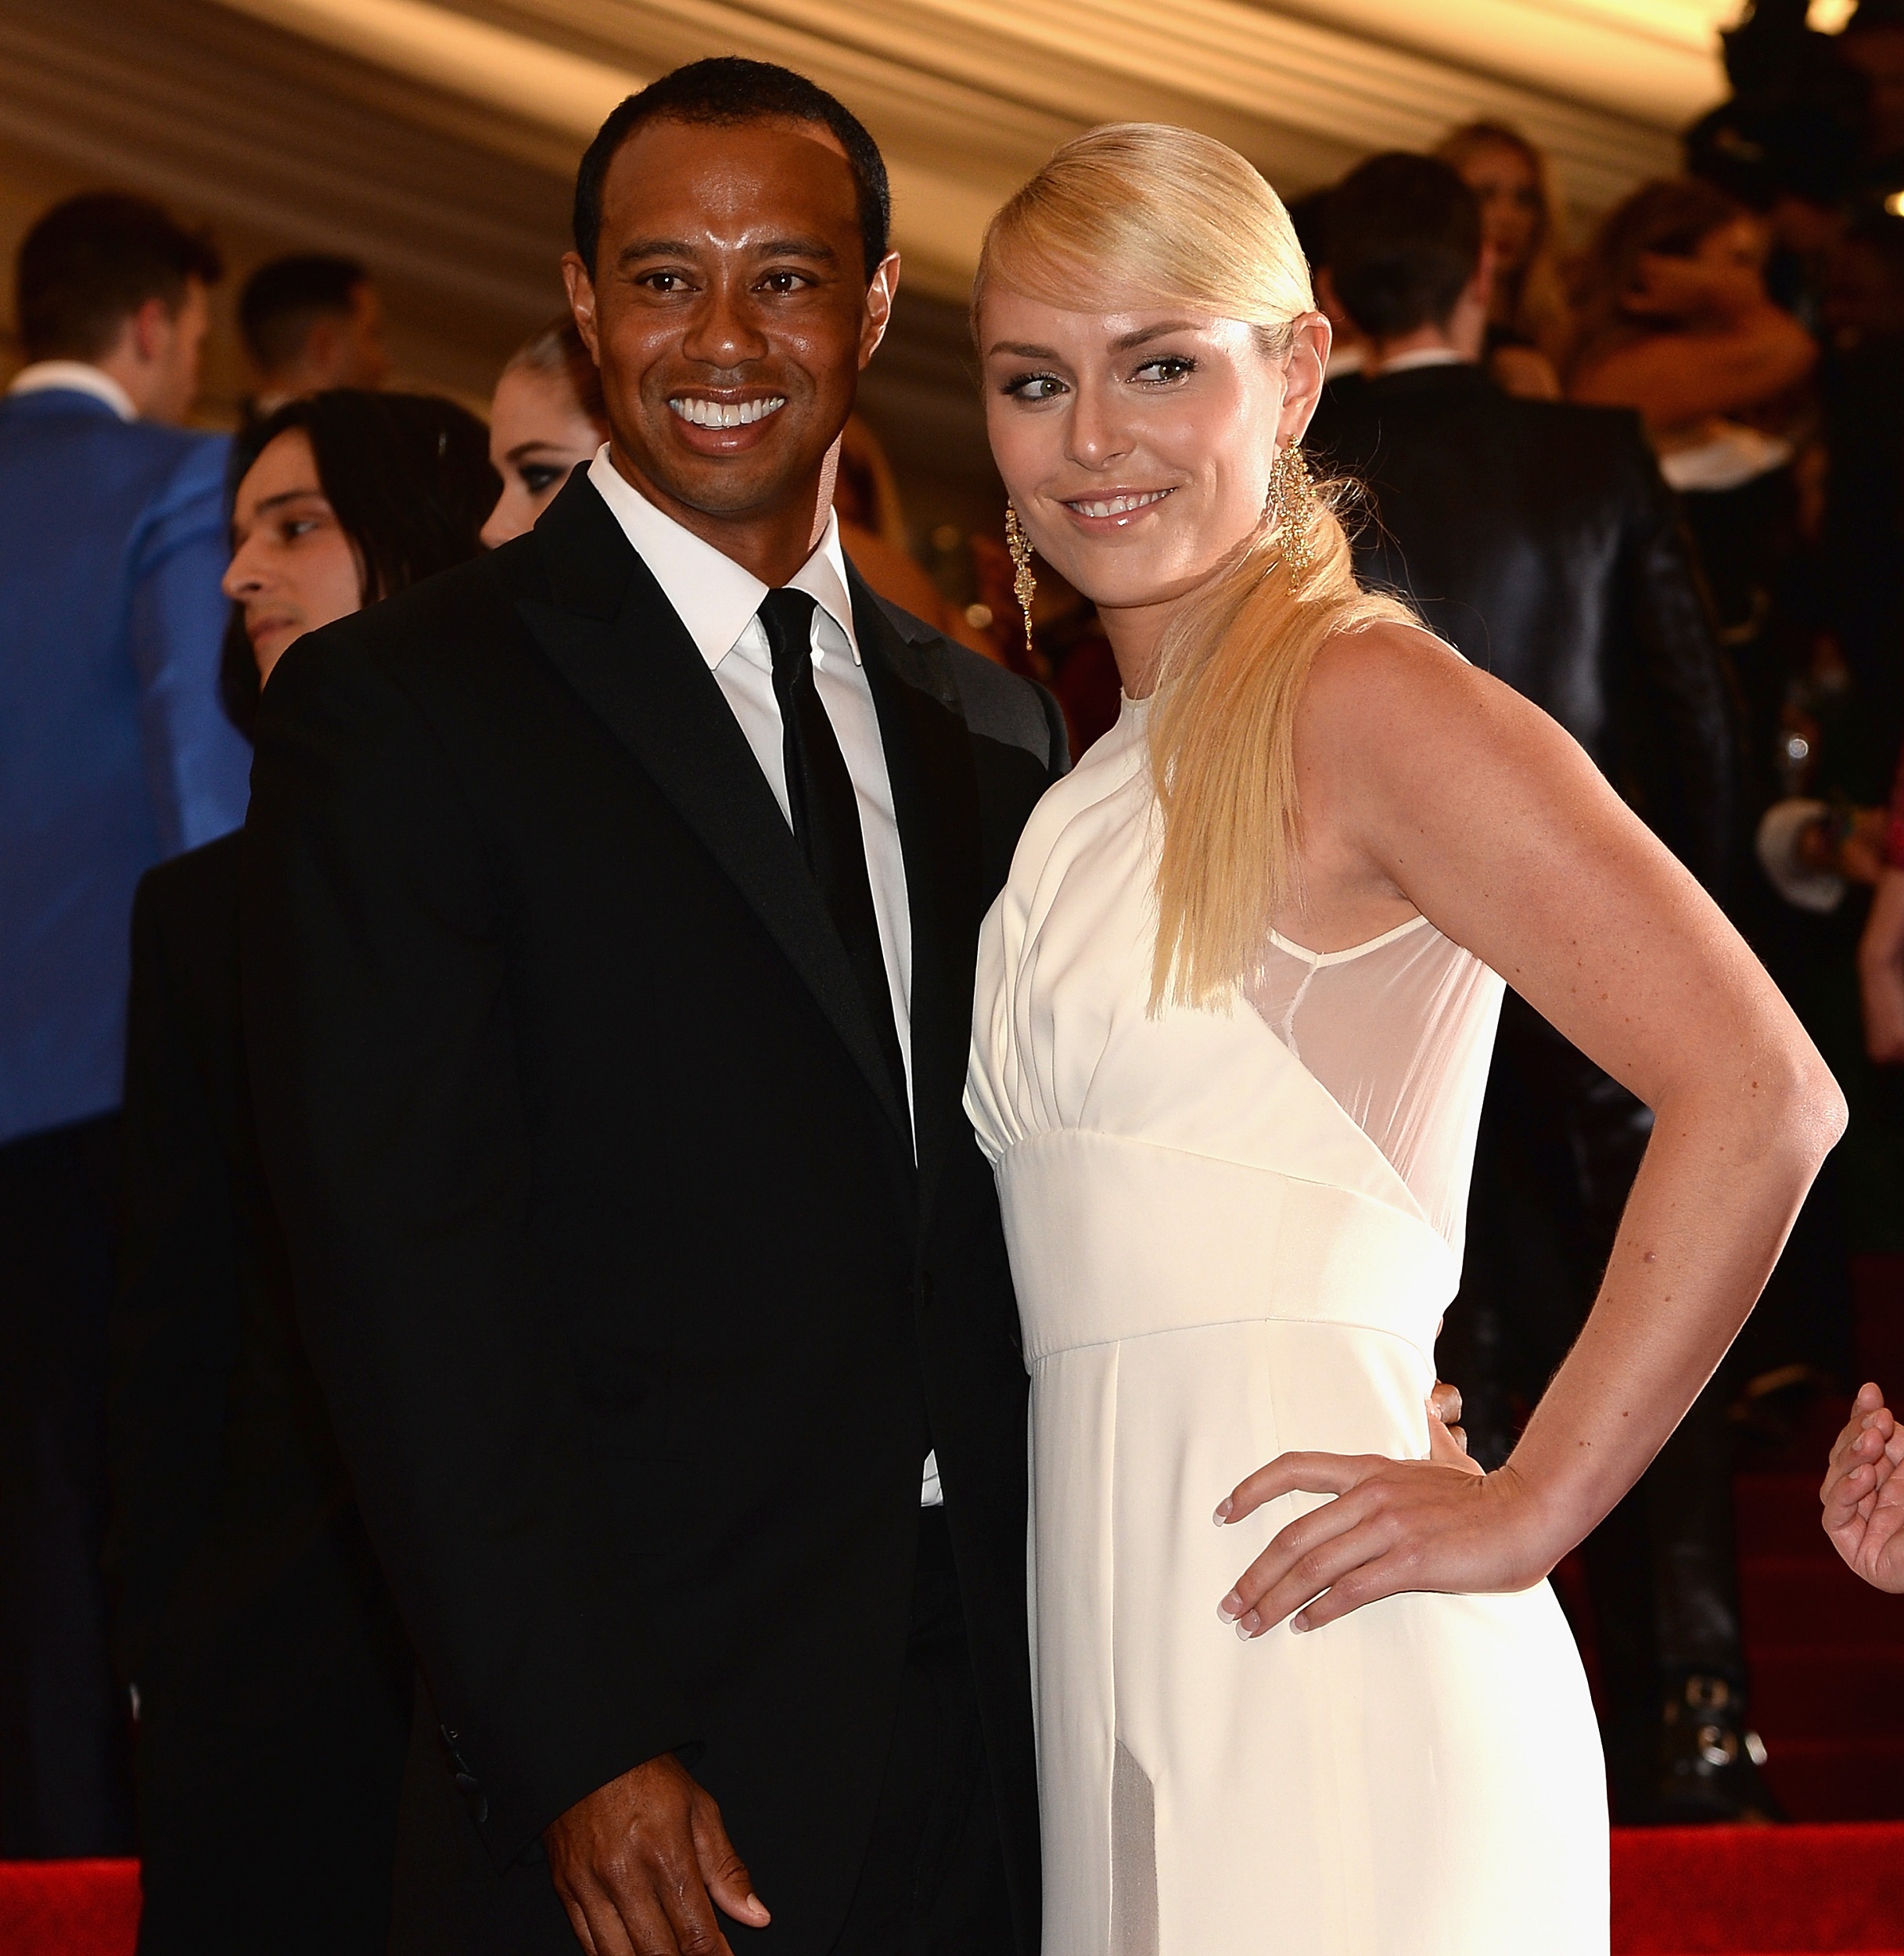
[
  {"x1": 1428, "y1": 1377, "x2": 1476, "y2": 1472},
  {"x1": 544, "y1": 1753, "x2": 768, "y2": 1956},
  {"x1": 1822, "y1": 1382, "x2": 1904, "y2": 1594}
]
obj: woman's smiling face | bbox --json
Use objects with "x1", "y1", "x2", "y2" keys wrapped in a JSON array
[{"x1": 979, "y1": 284, "x2": 1324, "y2": 622}]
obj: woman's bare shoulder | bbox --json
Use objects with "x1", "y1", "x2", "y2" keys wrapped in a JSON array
[
  {"x1": 1302, "y1": 619, "x2": 1499, "y2": 736},
  {"x1": 1298, "y1": 617, "x2": 1577, "y2": 814}
]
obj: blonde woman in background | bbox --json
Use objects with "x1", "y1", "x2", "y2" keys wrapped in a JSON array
[
  {"x1": 1435, "y1": 120, "x2": 1572, "y2": 396},
  {"x1": 481, "y1": 315, "x2": 610, "y2": 546},
  {"x1": 964, "y1": 124, "x2": 1844, "y2": 1954}
]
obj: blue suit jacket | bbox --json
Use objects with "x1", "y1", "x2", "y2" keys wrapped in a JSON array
[{"x1": 0, "y1": 387, "x2": 250, "y2": 1145}]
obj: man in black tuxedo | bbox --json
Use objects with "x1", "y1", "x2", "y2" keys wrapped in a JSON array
[
  {"x1": 1306, "y1": 154, "x2": 1759, "y2": 1825},
  {"x1": 241, "y1": 60, "x2": 1064, "y2": 1955}
]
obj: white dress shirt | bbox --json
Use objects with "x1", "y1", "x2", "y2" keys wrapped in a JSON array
[
  {"x1": 587, "y1": 449, "x2": 943, "y2": 1506},
  {"x1": 7, "y1": 361, "x2": 138, "y2": 421}
]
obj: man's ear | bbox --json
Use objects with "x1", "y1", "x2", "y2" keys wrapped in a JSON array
[
  {"x1": 562, "y1": 253, "x2": 601, "y2": 361},
  {"x1": 302, "y1": 315, "x2": 342, "y2": 376},
  {"x1": 859, "y1": 250, "x2": 902, "y2": 371},
  {"x1": 128, "y1": 295, "x2": 174, "y2": 365}
]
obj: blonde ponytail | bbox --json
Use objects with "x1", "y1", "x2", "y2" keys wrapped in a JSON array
[
  {"x1": 976, "y1": 123, "x2": 1415, "y2": 1012},
  {"x1": 1146, "y1": 476, "x2": 1410, "y2": 1009}
]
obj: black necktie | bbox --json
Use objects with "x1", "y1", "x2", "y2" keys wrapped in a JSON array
[{"x1": 757, "y1": 587, "x2": 908, "y2": 1114}]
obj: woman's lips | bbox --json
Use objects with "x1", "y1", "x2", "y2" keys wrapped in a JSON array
[
  {"x1": 246, "y1": 613, "x2": 298, "y2": 646},
  {"x1": 1060, "y1": 487, "x2": 1176, "y2": 526}
]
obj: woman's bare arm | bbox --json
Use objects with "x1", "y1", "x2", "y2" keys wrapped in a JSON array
[
  {"x1": 1216, "y1": 627, "x2": 1843, "y2": 1638},
  {"x1": 1569, "y1": 304, "x2": 1814, "y2": 433}
]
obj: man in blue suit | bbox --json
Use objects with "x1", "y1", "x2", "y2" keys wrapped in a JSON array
[{"x1": 0, "y1": 192, "x2": 247, "y2": 1855}]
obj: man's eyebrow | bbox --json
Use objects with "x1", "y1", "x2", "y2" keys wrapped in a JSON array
[
  {"x1": 616, "y1": 238, "x2": 698, "y2": 266},
  {"x1": 616, "y1": 235, "x2": 840, "y2": 265},
  {"x1": 753, "y1": 236, "x2": 838, "y2": 262}
]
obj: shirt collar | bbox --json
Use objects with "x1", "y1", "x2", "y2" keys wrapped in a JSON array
[
  {"x1": 7, "y1": 361, "x2": 138, "y2": 422},
  {"x1": 1368, "y1": 346, "x2": 1471, "y2": 378},
  {"x1": 587, "y1": 445, "x2": 859, "y2": 670}
]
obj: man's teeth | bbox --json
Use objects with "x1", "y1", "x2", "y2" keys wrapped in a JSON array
[
  {"x1": 669, "y1": 396, "x2": 786, "y2": 429},
  {"x1": 1069, "y1": 490, "x2": 1169, "y2": 518}
]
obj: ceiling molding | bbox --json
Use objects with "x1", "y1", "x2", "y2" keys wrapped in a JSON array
[{"x1": 204, "y1": 0, "x2": 1694, "y2": 297}]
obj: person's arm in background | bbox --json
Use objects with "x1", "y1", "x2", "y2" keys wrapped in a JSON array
[
  {"x1": 1858, "y1": 753, "x2": 1904, "y2": 1062},
  {"x1": 1618, "y1": 426, "x2": 1737, "y2": 897},
  {"x1": 105, "y1": 868, "x2": 242, "y2": 1692},
  {"x1": 1859, "y1": 805, "x2": 1904, "y2": 1056},
  {"x1": 129, "y1": 435, "x2": 253, "y2": 854},
  {"x1": 1572, "y1": 255, "x2": 1815, "y2": 434}
]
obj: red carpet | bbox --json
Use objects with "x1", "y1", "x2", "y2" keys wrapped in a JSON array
[
  {"x1": 0, "y1": 1861, "x2": 138, "y2": 1956},
  {"x1": 3, "y1": 1830, "x2": 1902, "y2": 1955},
  {"x1": 1612, "y1": 1823, "x2": 1904, "y2": 1949}
]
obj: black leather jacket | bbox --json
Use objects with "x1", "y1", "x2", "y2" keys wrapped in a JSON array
[{"x1": 1309, "y1": 363, "x2": 1735, "y2": 893}]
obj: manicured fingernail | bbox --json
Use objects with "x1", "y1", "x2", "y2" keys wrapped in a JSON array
[
  {"x1": 1217, "y1": 1595, "x2": 1240, "y2": 1624},
  {"x1": 1236, "y1": 1611, "x2": 1261, "y2": 1640},
  {"x1": 1213, "y1": 1498, "x2": 1233, "y2": 1525},
  {"x1": 1292, "y1": 1613, "x2": 1310, "y2": 1634}
]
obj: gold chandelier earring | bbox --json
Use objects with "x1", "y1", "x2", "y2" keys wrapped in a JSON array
[
  {"x1": 1265, "y1": 442, "x2": 1318, "y2": 587},
  {"x1": 1004, "y1": 501, "x2": 1036, "y2": 656}
]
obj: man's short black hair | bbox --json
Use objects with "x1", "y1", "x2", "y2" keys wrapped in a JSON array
[
  {"x1": 16, "y1": 192, "x2": 222, "y2": 364},
  {"x1": 1327, "y1": 153, "x2": 1483, "y2": 342},
  {"x1": 239, "y1": 254, "x2": 370, "y2": 372},
  {"x1": 572, "y1": 57, "x2": 891, "y2": 282}
]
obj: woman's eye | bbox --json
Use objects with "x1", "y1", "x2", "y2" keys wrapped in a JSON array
[
  {"x1": 281, "y1": 517, "x2": 319, "y2": 541},
  {"x1": 1003, "y1": 372, "x2": 1065, "y2": 403},
  {"x1": 1133, "y1": 356, "x2": 1195, "y2": 385},
  {"x1": 520, "y1": 463, "x2": 564, "y2": 494}
]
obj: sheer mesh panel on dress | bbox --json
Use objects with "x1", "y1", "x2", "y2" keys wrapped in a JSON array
[
  {"x1": 1244, "y1": 915, "x2": 1504, "y2": 1259},
  {"x1": 1110, "y1": 1739, "x2": 1159, "y2": 1956}
]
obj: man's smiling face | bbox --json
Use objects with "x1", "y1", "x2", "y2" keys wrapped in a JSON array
[{"x1": 566, "y1": 114, "x2": 895, "y2": 534}]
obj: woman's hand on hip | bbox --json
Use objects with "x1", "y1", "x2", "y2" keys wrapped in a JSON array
[{"x1": 1213, "y1": 1449, "x2": 1552, "y2": 1638}]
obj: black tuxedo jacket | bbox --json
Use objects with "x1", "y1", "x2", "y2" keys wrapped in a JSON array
[
  {"x1": 107, "y1": 831, "x2": 410, "y2": 1946},
  {"x1": 1307, "y1": 362, "x2": 1735, "y2": 891},
  {"x1": 240, "y1": 471, "x2": 1065, "y2": 1952}
]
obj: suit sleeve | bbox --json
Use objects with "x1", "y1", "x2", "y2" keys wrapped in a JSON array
[
  {"x1": 128, "y1": 439, "x2": 253, "y2": 855},
  {"x1": 1036, "y1": 677, "x2": 1072, "y2": 783},
  {"x1": 240, "y1": 631, "x2": 695, "y2": 1864},
  {"x1": 1618, "y1": 432, "x2": 1737, "y2": 897},
  {"x1": 106, "y1": 872, "x2": 242, "y2": 1687}
]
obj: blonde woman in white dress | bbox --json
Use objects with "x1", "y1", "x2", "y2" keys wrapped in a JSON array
[{"x1": 962, "y1": 125, "x2": 1845, "y2": 1956}]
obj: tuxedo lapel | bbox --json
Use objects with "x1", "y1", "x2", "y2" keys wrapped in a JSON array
[
  {"x1": 853, "y1": 573, "x2": 986, "y2": 1218},
  {"x1": 516, "y1": 476, "x2": 914, "y2": 1152}
]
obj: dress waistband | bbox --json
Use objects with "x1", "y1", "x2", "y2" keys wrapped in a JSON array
[{"x1": 996, "y1": 1128, "x2": 1457, "y2": 1365}]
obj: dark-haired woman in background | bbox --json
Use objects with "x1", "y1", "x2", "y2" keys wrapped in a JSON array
[{"x1": 107, "y1": 390, "x2": 498, "y2": 1955}]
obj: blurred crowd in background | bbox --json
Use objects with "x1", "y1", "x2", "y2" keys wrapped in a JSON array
[{"x1": 7, "y1": 0, "x2": 1904, "y2": 1929}]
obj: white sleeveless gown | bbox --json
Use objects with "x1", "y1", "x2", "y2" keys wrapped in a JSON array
[{"x1": 966, "y1": 696, "x2": 1608, "y2": 1955}]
